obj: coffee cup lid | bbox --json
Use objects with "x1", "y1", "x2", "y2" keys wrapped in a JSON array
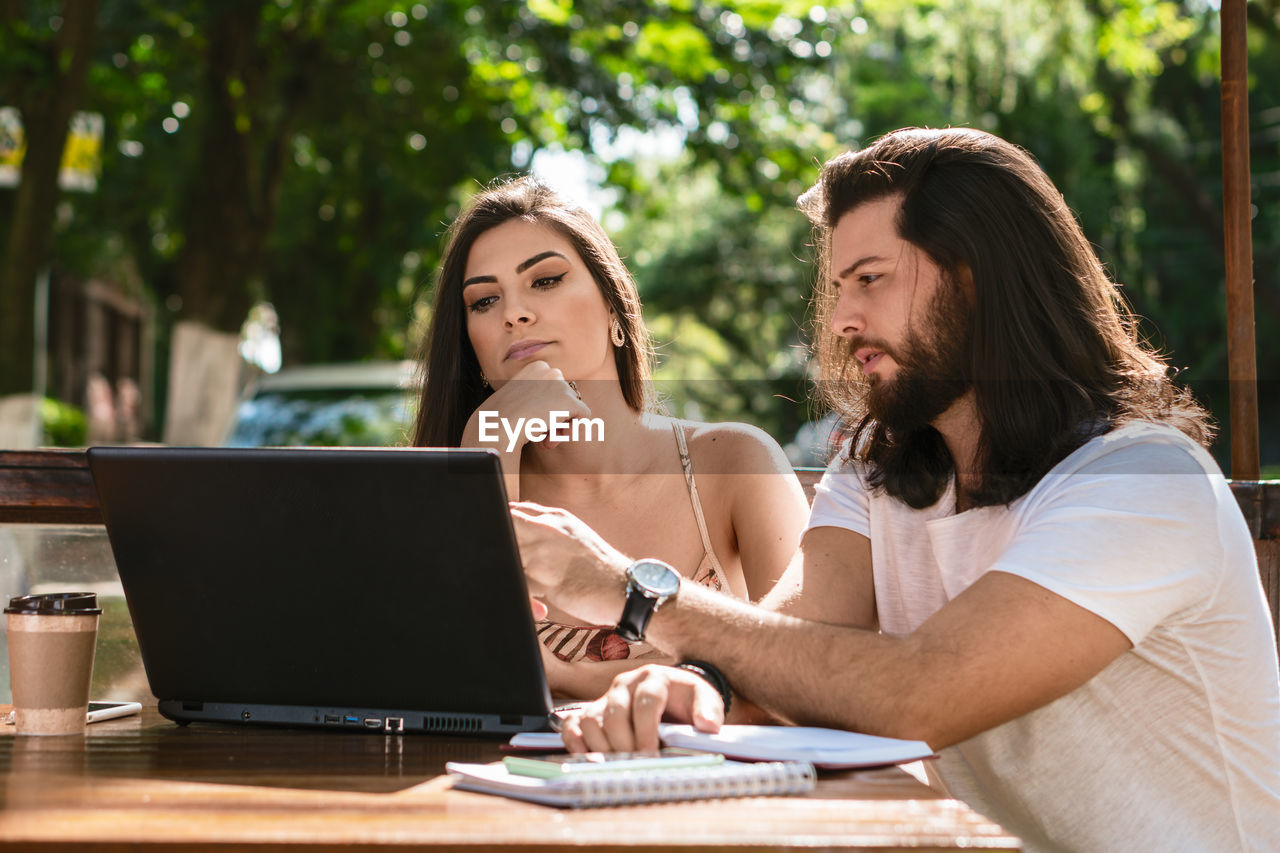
[{"x1": 5, "y1": 592, "x2": 102, "y2": 615}]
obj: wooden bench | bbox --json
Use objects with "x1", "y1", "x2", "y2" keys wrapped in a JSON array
[
  {"x1": 2, "y1": 449, "x2": 1276, "y2": 655},
  {"x1": 0, "y1": 450, "x2": 102, "y2": 525}
]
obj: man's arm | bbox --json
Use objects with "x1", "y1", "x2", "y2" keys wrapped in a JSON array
[
  {"x1": 647, "y1": 569, "x2": 1129, "y2": 746},
  {"x1": 514, "y1": 503, "x2": 1130, "y2": 753},
  {"x1": 756, "y1": 526, "x2": 876, "y2": 628}
]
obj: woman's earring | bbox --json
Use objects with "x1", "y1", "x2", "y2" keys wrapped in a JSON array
[
  {"x1": 479, "y1": 370, "x2": 490, "y2": 389},
  {"x1": 610, "y1": 318, "x2": 625, "y2": 347}
]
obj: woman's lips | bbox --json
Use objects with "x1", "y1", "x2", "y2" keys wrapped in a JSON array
[{"x1": 505, "y1": 340, "x2": 550, "y2": 361}]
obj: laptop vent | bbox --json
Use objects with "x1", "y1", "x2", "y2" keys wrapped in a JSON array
[{"x1": 422, "y1": 714, "x2": 482, "y2": 735}]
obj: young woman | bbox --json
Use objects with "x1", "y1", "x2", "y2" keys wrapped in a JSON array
[{"x1": 413, "y1": 176, "x2": 808, "y2": 699}]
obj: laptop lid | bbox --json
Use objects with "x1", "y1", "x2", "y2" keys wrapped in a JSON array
[{"x1": 87, "y1": 446, "x2": 553, "y2": 736}]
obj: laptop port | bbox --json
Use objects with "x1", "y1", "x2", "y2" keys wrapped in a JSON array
[
  {"x1": 344, "y1": 715, "x2": 360, "y2": 724},
  {"x1": 363, "y1": 717, "x2": 381, "y2": 729},
  {"x1": 384, "y1": 716, "x2": 405, "y2": 733},
  {"x1": 324, "y1": 714, "x2": 340, "y2": 724}
]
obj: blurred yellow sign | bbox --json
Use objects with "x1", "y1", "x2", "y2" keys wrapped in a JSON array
[
  {"x1": 0, "y1": 107, "x2": 103, "y2": 192},
  {"x1": 0, "y1": 107, "x2": 22, "y2": 184}
]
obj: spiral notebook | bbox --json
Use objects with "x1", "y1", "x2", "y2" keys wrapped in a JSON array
[{"x1": 446, "y1": 759, "x2": 816, "y2": 808}]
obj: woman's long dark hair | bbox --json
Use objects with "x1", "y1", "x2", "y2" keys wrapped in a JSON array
[
  {"x1": 412, "y1": 177, "x2": 653, "y2": 447},
  {"x1": 800, "y1": 127, "x2": 1213, "y2": 509}
]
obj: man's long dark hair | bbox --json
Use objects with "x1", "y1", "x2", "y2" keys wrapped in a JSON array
[
  {"x1": 800, "y1": 128, "x2": 1213, "y2": 509},
  {"x1": 412, "y1": 176, "x2": 652, "y2": 447}
]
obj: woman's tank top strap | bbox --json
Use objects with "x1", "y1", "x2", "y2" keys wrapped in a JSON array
[{"x1": 671, "y1": 420, "x2": 728, "y2": 585}]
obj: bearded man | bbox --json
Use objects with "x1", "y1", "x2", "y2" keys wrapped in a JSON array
[{"x1": 512, "y1": 128, "x2": 1280, "y2": 852}]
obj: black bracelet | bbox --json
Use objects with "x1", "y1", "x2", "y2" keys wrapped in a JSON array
[{"x1": 675, "y1": 660, "x2": 732, "y2": 715}]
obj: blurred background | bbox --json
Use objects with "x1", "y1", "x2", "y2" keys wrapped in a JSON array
[{"x1": 0, "y1": 0, "x2": 1276, "y2": 471}]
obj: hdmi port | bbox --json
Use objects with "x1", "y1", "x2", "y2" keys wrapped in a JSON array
[{"x1": 363, "y1": 718, "x2": 381, "y2": 729}]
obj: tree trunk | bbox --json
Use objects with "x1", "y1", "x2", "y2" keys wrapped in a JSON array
[
  {"x1": 163, "y1": 3, "x2": 318, "y2": 440},
  {"x1": 172, "y1": 4, "x2": 266, "y2": 334},
  {"x1": 0, "y1": 0, "x2": 100, "y2": 396},
  {"x1": 172, "y1": 1, "x2": 308, "y2": 335}
]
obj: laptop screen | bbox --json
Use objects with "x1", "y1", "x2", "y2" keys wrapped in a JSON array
[{"x1": 87, "y1": 446, "x2": 553, "y2": 735}]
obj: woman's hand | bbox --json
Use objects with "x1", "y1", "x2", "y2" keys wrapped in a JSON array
[
  {"x1": 461, "y1": 361, "x2": 590, "y2": 498},
  {"x1": 464, "y1": 360, "x2": 590, "y2": 453}
]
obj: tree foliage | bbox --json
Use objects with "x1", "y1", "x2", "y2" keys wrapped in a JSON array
[
  {"x1": 1, "y1": 1, "x2": 1276, "y2": 463},
  {"x1": 617, "y1": 0, "x2": 1280, "y2": 459}
]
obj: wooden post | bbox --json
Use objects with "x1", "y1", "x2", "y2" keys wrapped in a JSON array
[{"x1": 1220, "y1": 0, "x2": 1260, "y2": 480}]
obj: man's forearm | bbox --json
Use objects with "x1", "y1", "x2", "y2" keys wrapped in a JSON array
[
  {"x1": 640, "y1": 568, "x2": 1134, "y2": 752},
  {"x1": 644, "y1": 582, "x2": 927, "y2": 741},
  {"x1": 515, "y1": 504, "x2": 980, "y2": 746}
]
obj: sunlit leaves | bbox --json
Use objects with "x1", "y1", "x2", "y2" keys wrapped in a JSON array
[
  {"x1": 634, "y1": 20, "x2": 719, "y2": 81},
  {"x1": 527, "y1": 0, "x2": 574, "y2": 26},
  {"x1": 1096, "y1": 0, "x2": 1197, "y2": 77}
]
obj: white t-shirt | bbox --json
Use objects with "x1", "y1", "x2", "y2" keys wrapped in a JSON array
[{"x1": 807, "y1": 422, "x2": 1280, "y2": 852}]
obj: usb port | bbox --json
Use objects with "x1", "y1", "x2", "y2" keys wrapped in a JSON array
[
  {"x1": 344, "y1": 715, "x2": 360, "y2": 724},
  {"x1": 384, "y1": 716, "x2": 404, "y2": 733},
  {"x1": 324, "y1": 714, "x2": 340, "y2": 724},
  {"x1": 363, "y1": 717, "x2": 381, "y2": 729}
]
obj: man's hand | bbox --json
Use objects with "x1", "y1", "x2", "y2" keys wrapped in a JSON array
[
  {"x1": 557, "y1": 665, "x2": 725, "y2": 753},
  {"x1": 511, "y1": 502, "x2": 631, "y2": 628}
]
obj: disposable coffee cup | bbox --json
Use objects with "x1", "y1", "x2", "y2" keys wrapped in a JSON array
[{"x1": 5, "y1": 592, "x2": 102, "y2": 736}]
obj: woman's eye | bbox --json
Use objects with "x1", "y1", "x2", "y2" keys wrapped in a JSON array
[
  {"x1": 858, "y1": 274, "x2": 881, "y2": 288},
  {"x1": 532, "y1": 272, "x2": 567, "y2": 288},
  {"x1": 467, "y1": 295, "x2": 498, "y2": 313}
]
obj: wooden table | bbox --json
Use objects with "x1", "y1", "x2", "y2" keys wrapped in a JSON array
[{"x1": 0, "y1": 705, "x2": 1019, "y2": 851}]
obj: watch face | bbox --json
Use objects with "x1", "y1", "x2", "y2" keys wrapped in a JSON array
[{"x1": 630, "y1": 560, "x2": 681, "y2": 597}]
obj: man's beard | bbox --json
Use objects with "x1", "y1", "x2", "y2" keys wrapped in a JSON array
[{"x1": 863, "y1": 279, "x2": 972, "y2": 434}]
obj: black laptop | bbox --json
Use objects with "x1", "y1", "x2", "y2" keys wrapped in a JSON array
[{"x1": 87, "y1": 446, "x2": 554, "y2": 736}]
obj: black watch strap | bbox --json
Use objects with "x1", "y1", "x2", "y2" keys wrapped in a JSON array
[
  {"x1": 615, "y1": 589, "x2": 655, "y2": 643},
  {"x1": 616, "y1": 559, "x2": 680, "y2": 644}
]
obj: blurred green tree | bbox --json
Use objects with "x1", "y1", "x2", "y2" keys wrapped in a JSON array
[
  {"x1": 0, "y1": 0, "x2": 100, "y2": 396},
  {"x1": 1, "y1": 0, "x2": 1275, "y2": 463},
  {"x1": 610, "y1": 0, "x2": 1278, "y2": 462}
]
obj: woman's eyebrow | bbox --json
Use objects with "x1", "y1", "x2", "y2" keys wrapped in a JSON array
[
  {"x1": 515, "y1": 250, "x2": 568, "y2": 273},
  {"x1": 463, "y1": 250, "x2": 570, "y2": 289}
]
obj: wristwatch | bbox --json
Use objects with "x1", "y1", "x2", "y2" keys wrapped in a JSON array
[{"x1": 615, "y1": 558, "x2": 681, "y2": 643}]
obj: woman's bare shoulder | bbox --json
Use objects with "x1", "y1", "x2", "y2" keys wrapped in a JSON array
[{"x1": 675, "y1": 419, "x2": 795, "y2": 477}]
